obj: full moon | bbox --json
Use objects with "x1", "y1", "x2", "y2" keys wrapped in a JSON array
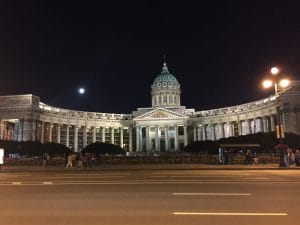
[{"x1": 78, "y1": 88, "x2": 85, "y2": 94}]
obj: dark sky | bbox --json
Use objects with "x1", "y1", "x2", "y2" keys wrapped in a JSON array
[{"x1": 0, "y1": 1, "x2": 299, "y2": 113}]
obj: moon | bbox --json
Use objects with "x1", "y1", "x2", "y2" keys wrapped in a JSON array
[{"x1": 78, "y1": 88, "x2": 85, "y2": 94}]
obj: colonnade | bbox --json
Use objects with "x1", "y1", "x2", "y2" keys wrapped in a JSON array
[
  {"x1": 3, "y1": 114, "x2": 278, "y2": 152},
  {"x1": 12, "y1": 120, "x2": 132, "y2": 152},
  {"x1": 194, "y1": 115, "x2": 276, "y2": 141}
]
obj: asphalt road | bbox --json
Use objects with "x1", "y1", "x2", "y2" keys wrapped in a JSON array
[{"x1": 0, "y1": 169, "x2": 299, "y2": 225}]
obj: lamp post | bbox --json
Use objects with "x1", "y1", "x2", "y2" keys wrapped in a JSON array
[{"x1": 262, "y1": 67, "x2": 290, "y2": 143}]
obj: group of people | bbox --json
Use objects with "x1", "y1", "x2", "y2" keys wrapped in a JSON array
[
  {"x1": 279, "y1": 148, "x2": 300, "y2": 167},
  {"x1": 218, "y1": 148, "x2": 234, "y2": 164},
  {"x1": 219, "y1": 148, "x2": 259, "y2": 165},
  {"x1": 65, "y1": 152, "x2": 96, "y2": 168}
]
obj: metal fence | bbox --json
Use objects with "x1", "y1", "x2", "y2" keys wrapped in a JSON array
[{"x1": 3, "y1": 153, "x2": 280, "y2": 166}]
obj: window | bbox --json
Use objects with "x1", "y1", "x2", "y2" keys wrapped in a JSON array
[{"x1": 178, "y1": 126, "x2": 184, "y2": 135}]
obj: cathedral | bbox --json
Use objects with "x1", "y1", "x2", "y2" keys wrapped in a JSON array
[{"x1": 0, "y1": 62, "x2": 300, "y2": 153}]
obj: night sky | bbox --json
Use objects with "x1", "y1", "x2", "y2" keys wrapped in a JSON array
[{"x1": 0, "y1": 1, "x2": 299, "y2": 113}]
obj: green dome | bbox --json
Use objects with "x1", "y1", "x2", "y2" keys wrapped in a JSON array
[{"x1": 151, "y1": 63, "x2": 180, "y2": 90}]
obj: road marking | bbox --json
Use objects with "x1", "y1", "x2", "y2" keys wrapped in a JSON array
[
  {"x1": 12, "y1": 182, "x2": 22, "y2": 185},
  {"x1": 173, "y1": 212, "x2": 288, "y2": 216},
  {"x1": 2, "y1": 180, "x2": 300, "y2": 186},
  {"x1": 173, "y1": 193, "x2": 251, "y2": 196},
  {"x1": 43, "y1": 182, "x2": 53, "y2": 185},
  {"x1": 55, "y1": 173, "x2": 130, "y2": 176},
  {"x1": 38, "y1": 176, "x2": 124, "y2": 178}
]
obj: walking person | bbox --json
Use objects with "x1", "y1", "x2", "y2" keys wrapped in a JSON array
[
  {"x1": 66, "y1": 153, "x2": 73, "y2": 168},
  {"x1": 42, "y1": 152, "x2": 49, "y2": 167}
]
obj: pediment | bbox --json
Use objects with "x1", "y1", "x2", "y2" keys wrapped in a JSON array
[{"x1": 134, "y1": 108, "x2": 188, "y2": 121}]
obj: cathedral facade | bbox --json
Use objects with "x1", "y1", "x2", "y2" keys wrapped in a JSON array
[{"x1": 0, "y1": 63, "x2": 300, "y2": 152}]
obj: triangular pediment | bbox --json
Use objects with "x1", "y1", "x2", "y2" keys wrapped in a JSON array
[{"x1": 134, "y1": 108, "x2": 188, "y2": 121}]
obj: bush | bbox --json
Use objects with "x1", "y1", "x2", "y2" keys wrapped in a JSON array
[
  {"x1": 82, "y1": 142, "x2": 125, "y2": 155},
  {"x1": 0, "y1": 140, "x2": 71, "y2": 157},
  {"x1": 184, "y1": 132, "x2": 300, "y2": 154}
]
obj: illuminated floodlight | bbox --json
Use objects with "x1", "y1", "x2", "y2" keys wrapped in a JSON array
[
  {"x1": 271, "y1": 67, "x2": 279, "y2": 75},
  {"x1": 279, "y1": 79, "x2": 290, "y2": 88},
  {"x1": 262, "y1": 79, "x2": 273, "y2": 89}
]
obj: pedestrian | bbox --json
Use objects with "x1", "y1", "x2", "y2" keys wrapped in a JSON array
[
  {"x1": 66, "y1": 153, "x2": 73, "y2": 168},
  {"x1": 218, "y1": 147, "x2": 224, "y2": 164},
  {"x1": 284, "y1": 148, "x2": 290, "y2": 167},
  {"x1": 253, "y1": 152, "x2": 259, "y2": 165},
  {"x1": 224, "y1": 149, "x2": 229, "y2": 164},
  {"x1": 77, "y1": 153, "x2": 83, "y2": 167},
  {"x1": 245, "y1": 149, "x2": 252, "y2": 165},
  {"x1": 289, "y1": 148, "x2": 295, "y2": 166},
  {"x1": 279, "y1": 149, "x2": 285, "y2": 167},
  {"x1": 295, "y1": 149, "x2": 300, "y2": 165},
  {"x1": 42, "y1": 152, "x2": 49, "y2": 167}
]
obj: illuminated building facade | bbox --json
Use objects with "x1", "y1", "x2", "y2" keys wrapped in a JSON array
[{"x1": 0, "y1": 63, "x2": 300, "y2": 152}]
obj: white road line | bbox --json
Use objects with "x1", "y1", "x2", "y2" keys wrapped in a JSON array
[
  {"x1": 12, "y1": 182, "x2": 22, "y2": 185},
  {"x1": 173, "y1": 193, "x2": 251, "y2": 196},
  {"x1": 2, "y1": 180, "x2": 300, "y2": 186},
  {"x1": 38, "y1": 176, "x2": 124, "y2": 178},
  {"x1": 173, "y1": 212, "x2": 288, "y2": 216},
  {"x1": 43, "y1": 182, "x2": 53, "y2": 185},
  {"x1": 55, "y1": 173, "x2": 130, "y2": 176}
]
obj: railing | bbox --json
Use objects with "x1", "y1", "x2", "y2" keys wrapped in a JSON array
[{"x1": 3, "y1": 153, "x2": 281, "y2": 166}]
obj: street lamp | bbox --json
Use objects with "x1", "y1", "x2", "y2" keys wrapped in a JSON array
[{"x1": 262, "y1": 67, "x2": 290, "y2": 142}]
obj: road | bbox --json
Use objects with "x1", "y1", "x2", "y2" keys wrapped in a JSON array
[{"x1": 0, "y1": 169, "x2": 299, "y2": 225}]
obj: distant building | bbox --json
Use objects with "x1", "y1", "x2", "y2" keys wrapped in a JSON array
[{"x1": 0, "y1": 62, "x2": 300, "y2": 152}]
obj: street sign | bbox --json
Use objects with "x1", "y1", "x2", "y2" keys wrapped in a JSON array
[{"x1": 0, "y1": 149, "x2": 4, "y2": 164}]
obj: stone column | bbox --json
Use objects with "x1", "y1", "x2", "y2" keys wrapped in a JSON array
[
  {"x1": 211, "y1": 124, "x2": 215, "y2": 141},
  {"x1": 238, "y1": 121, "x2": 242, "y2": 136},
  {"x1": 165, "y1": 126, "x2": 169, "y2": 151},
  {"x1": 129, "y1": 127, "x2": 132, "y2": 152},
  {"x1": 270, "y1": 115, "x2": 275, "y2": 132},
  {"x1": 202, "y1": 125, "x2": 206, "y2": 141},
  {"x1": 263, "y1": 117, "x2": 269, "y2": 133},
  {"x1": 193, "y1": 125, "x2": 197, "y2": 141},
  {"x1": 57, "y1": 124, "x2": 61, "y2": 144},
  {"x1": 220, "y1": 123, "x2": 225, "y2": 139},
  {"x1": 224, "y1": 122, "x2": 230, "y2": 137},
  {"x1": 120, "y1": 127, "x2": 124, "y2": 148},
  {"x1": 102, "y1": 127, "x2": 105, "y2": 142},
  {"x1": 66, "y1": 125, "x2": 70, "y2": 147},
  {"x1": 167, "y1": 94, "x2": 170, "y2": 105},
  {"x1": 111, "y1": 127, "x2": 114, "y2": 144},
  {"x1": 74, "y1": 126, "x2": 79, "y2": 152},
  {"x1": 139, "y1": 127, "x2": 143, "y2": 151},
  {"x1": 253, "y1": 118, "x2": 257, "y2": 134},
  {"x1": 145, "y1": 126, "x2": 150, "y2": 151},
  {"x1": 230, "y1": 122, "x2": 234, "y2": 137},
  {"x1": 247, "y1": 119, "x2": 252, "y2": 135},
  {"x1": 83, "y1": 126, "x2": 87, "y2": 147},
  {"x1": 31, "y1": 120, "x2": 36, "y2": 141},
  {"x1": 41, "y1": 122, "x2": 45, "y2": 143},
  {"x1": 92, "y1": 127, "x2": 96, "y2": 143},
  {"x1": 174, "y1": 125, "x2": 178, "y2": 151},
  {"x1": 136, "y1": 126, "x2": 140, "y2": 152},
  {"x1": 49, "y1": 123, "x2": 53, "y2": 142},
  {"x1": 184, "y1": 125, "x2": 188, "y2": 146},
  {"x1": 155, "y1": 126, "x2": 159, "y2": 151}
]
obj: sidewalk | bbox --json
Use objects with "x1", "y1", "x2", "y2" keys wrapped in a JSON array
[{"x1": 1, "y1": 163, "x2": 299, "y2": 172}]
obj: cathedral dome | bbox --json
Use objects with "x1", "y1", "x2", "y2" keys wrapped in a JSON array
[
  {"x1": 151, "y1": 63, "x2": 180, "y2": 91},
  {"x1": 151, "y1": 62, "x2": 181, "y2": 108}
]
